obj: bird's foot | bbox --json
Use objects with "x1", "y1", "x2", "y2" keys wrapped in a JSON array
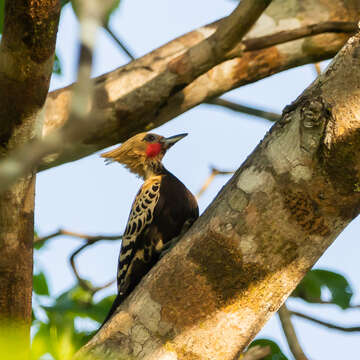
[{"x1": 160, "y1": 235, "x2": 181, "y2": 258}]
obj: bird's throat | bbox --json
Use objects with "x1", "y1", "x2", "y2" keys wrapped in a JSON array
[{"x1": 146, "y1": 143, "x2": 162, "y2": 158}]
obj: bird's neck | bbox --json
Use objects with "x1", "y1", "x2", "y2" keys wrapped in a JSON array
[{"x1": 144, "y1": 161, "x2": 167, "y2": 180}]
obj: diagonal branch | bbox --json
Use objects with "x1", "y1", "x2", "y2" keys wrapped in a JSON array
[
  {"x1": 104, "y1": 24, "x2": 136, "y2": 60},
  {"x1": 34, "y1": 228, "x2": 122, "y2": 246},
  {"x1": 196, "y1": 166, "x2": 234, "y2": 199},
  {"x1": 238, "y1": 21, "x2": 358, "y2": 54},
  {"x1": 168, "y1": 0, "x2": 273, "y2": 83},
  {"x1": 76, "y1": 27, "x2": 360, "y2": 360},
  {"x1": 278, "y1": 304, "x2": 309, "y2": 360},
  {"x1": 291, "y1": 310, "x2": 360, "y2": 332},
  {"x1": 0, "y1": 0, "x2": 114, "y2": 193},
  {"x1": 0, "y1": 0, "x2": 271, "y2": 193},
  {"x1": 206, "y1": 98, "x2": 281, "y2": 122},
  {"x1": 39, "y1": 13, "x2": 358, "y2": 172}
]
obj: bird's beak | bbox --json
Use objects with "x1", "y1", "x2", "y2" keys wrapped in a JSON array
[{"x1": 160, "y1": 133, "x2": 188, "y2": 149}]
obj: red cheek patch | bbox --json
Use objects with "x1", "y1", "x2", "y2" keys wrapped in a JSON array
[{"x1": 146, "y1": 143, "x2": 162, "y2": 158}]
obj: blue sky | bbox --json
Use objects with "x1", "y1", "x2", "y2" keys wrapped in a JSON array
[{"x1": 35, "y1": 1, "x2": 360, "y2": 358}]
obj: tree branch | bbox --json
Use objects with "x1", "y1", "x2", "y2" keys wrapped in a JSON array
[
  {"x1": 237, "y1": 21, "x2": 358, "y2": 54},
  {"x1": 196, "y1": 166, "x2": 234, "y2": 199},
  {"x1": 314, "y1": 62, "x2": 322, "y2": 76},
  {"x1": 34, "y1": 228, "x2": 122, "y2": 246},
  {"x1": 240, "y1": 345, "x2": 271, "y2": 360},
  {"x1": 0, "y1": 0, "x2": 271, "y2": 193},
  {"x1": 206, "y1": 98, "x2": 281, "y2": 122},
  {"x1": 104, "y1": 24, "x2": 135, "y2": 61},
  {"x1": 0, "y1": 0, "x2": 115, "y2": 193},
  {"x1": 69, "y1": 243, "x2": 115, "y2": 295},
  {"x1": 35, "y1": 228, "x2": 122, "y2": 294},
  {"x1": 77, "y1": 27, "x2": 360, "y2": 360},
  {"x1": 39, "y1": 6, "x2": 359, "y2": 171},
  {"x1": 153, "y1": 21, "x2": 358, "y2": 135},
  {"x1": 291, "y1": 310, "x2": 360, "y2": 332},
  {"x1": 168, "y1": 0, "x2": 272, "y2": 83},
  {"x1": 278, "y1": 304, "x2": 309, "y2": 360}
]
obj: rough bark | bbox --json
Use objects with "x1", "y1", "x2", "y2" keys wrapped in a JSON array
[
  {"x1": 0, "y1": 0, "x2": 60, "y2": 358},
  {"x1": 39, "y1": 0, "x2": 360, "y2": 171},
  {"x1": 76, "y1": 28, "x2": 360, "y2": 360}
]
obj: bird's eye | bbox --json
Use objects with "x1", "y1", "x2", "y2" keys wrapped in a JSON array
[{"x1": 144, "y1": 134, "x2": 156, "y2": 142}]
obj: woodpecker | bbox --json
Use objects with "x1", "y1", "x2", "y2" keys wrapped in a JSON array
[{"x1": 100, "y1": 132, "x2": 198, "y2": 326}]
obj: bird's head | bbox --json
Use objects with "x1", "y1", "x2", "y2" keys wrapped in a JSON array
[{"x1": 101, "y1": 132, "x2": 188, "y2": 178}]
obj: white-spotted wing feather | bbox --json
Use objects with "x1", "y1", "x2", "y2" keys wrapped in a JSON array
[{"x1": 117, "y1": 176, "x2": 161, "y2": 294}]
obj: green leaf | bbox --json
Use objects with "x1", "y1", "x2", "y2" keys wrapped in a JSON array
[
  {"x1": 85, "y1": 294, "x2": 116, "y2": 323},
  {"x1": 249, "y1": 339, "x2": 289, "y2": 360},
  {"x1": 292, "y1": 269, "x2": 353, "y2": 309},
  {"x1": 43, "y1": 285, "x2": 94, "y2": 325},
  {"x1": 31, "y1": 310, "x2": 36, "y2": 322},
  {"x1": 0, "y1": 0, "x2": 4, "y2": 35},
  {"x1": 292, "y1": 270, "x2": 322, "y2": 302},
  {"x1": 45, "y1": 285, "x2": 115, "y2": 324},
  {"x1": 34, "y1": 239, "x2": 45, "y2": 250},
  {"x1": 61, "y1": 0, "x2": 72, "y2": 8},
  {"x1": 33, "y1": 272, "x2": 50, "y2": 296},
  {"x1": 53, "y1": 52, "x2": 62, "y2": 75}
]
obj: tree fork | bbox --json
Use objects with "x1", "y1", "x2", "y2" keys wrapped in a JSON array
[
  {"x1": 77, "y1": 31, "x2": 360, "y2": 360},
  {"x1": 39, "y1": 0, "x2": 360, "y2": 172}
]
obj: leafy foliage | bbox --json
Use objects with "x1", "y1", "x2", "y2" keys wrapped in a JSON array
[
  {"x1": 249, "y1": 339, "x2": 288, "y2": 360},
  {"x1": 32, "y1": 278, "x2": 115, "y2": 360},
  {"x1": 292, "y1": 269, "x2": 353, "y2": 309},
  {"x1": 32, "y1": 236, "x2": 115, "y2": 360},
  {"x1": 33, "y1": 272, "x2": 50, "y2": 296}
]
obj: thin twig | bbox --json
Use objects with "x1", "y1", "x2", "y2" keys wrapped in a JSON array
[
  {"x1": 296, "y1": 298, "x2": 360, "y2": 308},
  {"x1": 206, "y1": 98, "x2": 281, "y2": 122},
  {"x1": 169, "y1": 0, "x2": 273, "y2": 83},
  {"x1": 239, "y1": 345, "x2": 271, "y2": 360},
  {"x1": 314, "y1": 62, "x2": 322, "y2": 76},
  {"x1": 196, "y1": 167, "x2": 234, "y2": 199},
  {"x1": 35, "y1": 228, "x2": 121, "y2": 293},
  {"x1": 278, "y1": 303, "x2": 309, "y2": 360},
  {"x1": 291, "y1": 310, "x2": 360, "y2": 332},
  {"x1": 34, "y1": 228, "x2": 122, "y2": 245},
  {"x1": 104, "y1": 24, "x2": 135, "y2": 60},
  {"x1": 69, "y1": 242, "x2": 116, "y2": 294},
  {"x1": 237, "y1": 21, "x2": 358, "y2": 55}
]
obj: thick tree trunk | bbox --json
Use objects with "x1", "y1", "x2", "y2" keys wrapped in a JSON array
[
  {"x1": 40, "y1": 0, "x2": 359, "y2": 171},
  {"x1": 77, "y1": 28, "x2": 360, "y2": 360},
  {"x1": 0, "y1": 1, "x2": 60, "y2": 358}
]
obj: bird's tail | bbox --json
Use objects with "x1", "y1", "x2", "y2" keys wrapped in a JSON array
[{"x1": 98, "y1": 293, "x2": 125, "y2": 331}]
